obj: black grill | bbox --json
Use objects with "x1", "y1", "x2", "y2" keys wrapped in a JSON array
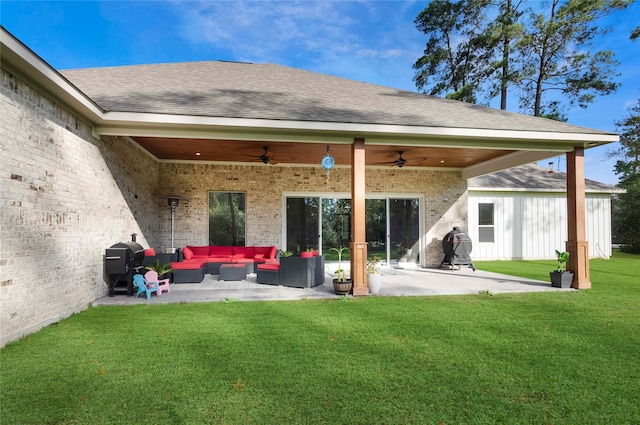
[
  {"x1": 440, "y1": 227, "x2": 475, "y2": 271},
  {"x1": 105, "y1": 235, "x2": 146, "y2": 296}
]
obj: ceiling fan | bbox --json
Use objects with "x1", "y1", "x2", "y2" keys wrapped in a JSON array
[
  {"x1": 246, "y1": 146, "x2": 277, "y2": 164},
  {"x1": 375, "y1": 151, "x2": 425, "y2": 168}
]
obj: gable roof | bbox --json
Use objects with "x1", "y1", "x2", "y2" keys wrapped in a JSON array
[
  {"x1": 61, "y1": 61, "x2": 613, "y2": 136},
  {"x1": 468, "y1": 163, "x2": 624, "y2": 194}
]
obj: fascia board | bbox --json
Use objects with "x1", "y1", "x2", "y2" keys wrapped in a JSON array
[
  {"x1": 1, "y1": 28, "x2": 104, "y2": 121},
  {"x1": 95, "y1": 111, "x2": 618, "y2": 150}
]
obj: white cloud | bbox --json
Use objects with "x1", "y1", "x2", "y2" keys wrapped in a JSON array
[{"x1": 170, "y1": 0, "x2": 424, "y2": 87}]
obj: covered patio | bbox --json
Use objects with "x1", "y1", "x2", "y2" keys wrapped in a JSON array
[
  {"x1": 93, "y1": 265, "x2": 569, "y2": 306},
  {"x1": 0, "y1": 27, "x2": 616, "y2": 346}
]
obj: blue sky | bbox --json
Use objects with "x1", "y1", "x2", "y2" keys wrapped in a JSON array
[{"x1": 3, "y1": 0, "x2": 639, "y2": 185}]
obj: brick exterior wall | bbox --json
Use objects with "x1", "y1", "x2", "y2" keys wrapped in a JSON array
[
  {"x1": 156, "y1": 163, "x2": 468, "y2": 266},
  {"x1": 0, "y1": 64, "x2": 467, "y2": 346},
  {"x1": 0, "y1": 68, "x2": 159, "y2": 346}
]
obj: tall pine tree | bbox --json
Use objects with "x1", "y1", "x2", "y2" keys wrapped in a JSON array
[
  {"x1": 612, "y1": 99, "x2": 640, "y2": 253},
  {"x1": 413, "y1": 0, "x2": 493, "y2": 103},
  {"x1": 517, "y1": 0, "x2": 627, "y2": 118},
  {"x1": 413, "y1": 0, "x2": 630, "y2": 117}
]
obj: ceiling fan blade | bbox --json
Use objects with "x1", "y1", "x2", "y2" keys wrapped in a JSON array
[{"x1": 372, "y1": 160, "x2": 402, "y2": 165}]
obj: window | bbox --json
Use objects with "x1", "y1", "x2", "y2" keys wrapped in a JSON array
[
  {"x1": 209, "y1": 192, "x2": 246, "y2": 245},
  {"x1": 478, "y1": 203, "x2": 495, "y2": 243}
]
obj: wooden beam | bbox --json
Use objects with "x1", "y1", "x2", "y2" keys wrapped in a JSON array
[
  {"x1": 566, "y1": 147, "x2": 590, "y2": 289},
  {"x1": 351, "y1": 138, "x2": 368, "y2": 295}
]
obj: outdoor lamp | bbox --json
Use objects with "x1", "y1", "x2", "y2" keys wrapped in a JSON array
[{"x1": 163, "y1": 196, "x2": 184, "y2": 253}]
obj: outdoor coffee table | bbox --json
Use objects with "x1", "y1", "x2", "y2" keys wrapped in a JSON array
[{"x1": 219, "y1": 264, "x2": 247, "y2": 281}]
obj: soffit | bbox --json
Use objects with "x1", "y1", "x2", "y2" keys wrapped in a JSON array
[{"x1": 131, "y1": 136, "x2": 514, "y2": 168}]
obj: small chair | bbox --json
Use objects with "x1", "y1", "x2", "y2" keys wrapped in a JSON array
[
  {"x1": 145, "y1": 270, "x2": 170, "y2": 296},
  {"x1": 133, "y1": 274, "x2": 158, "y2": 300}
]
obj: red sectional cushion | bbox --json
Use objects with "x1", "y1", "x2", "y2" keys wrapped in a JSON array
[
  {"x1": 144, "y1": 248, "x2": 156, "y2": 256},
  {"x1": 232, "y1": 258, "x2": 254, "y2": 264},
  {"x1": 171, "y1": 260, "x2": 205, "y2": 270},
  {"x1": 182, "y1": 247, "x2": 193, "y2": 260},
  {"x1": 209, "y1": 245, "x2": 233, "y2": 256},
  {"x1": 257, "y1": 263, "x2": 280, "y2": 271},
  {"x1": 232, "y1": 246, "x2": 255, "y2": 258},
  {"x1": 253, "y1": 246, "x2": 270, "y2": 257},
  {"x1": 208, "y1": 255, "x2": 233, "y2": 262},
  {"x1": 188, "y1": 246, "x2": 210, "y2": 257},
  {"x1": 253, "y1": 246, "x2": 277, "y2": 259}
]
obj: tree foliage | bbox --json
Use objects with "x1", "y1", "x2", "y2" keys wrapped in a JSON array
[
  {"x1": 484, "y1": 0, "x2": 525, "y2": 110},
  {"x1": 611, "y1": 98, "x2": 640, "y2": 253},
  {"x1": 412, "y1": 0, "x2": 630, "y2": 117},
  {"x1": 413, "y1": 0, "x2": 493, "y2": 103},
  {"x1": 517, "y1": 0, "x2": 626, "y2": 117}
]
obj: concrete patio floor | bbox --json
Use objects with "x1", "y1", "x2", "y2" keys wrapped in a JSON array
[{"x1": 94, "y1": 265, "x2": 570, "y2": 306}]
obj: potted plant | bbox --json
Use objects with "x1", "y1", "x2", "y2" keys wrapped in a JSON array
[
  {"x1": 145, "y1": 259, "x2": 174, "y2": 280},
  {"x1": 367, "y1": 256, "x2": 382, "y2": 294},
  {"x1": 279, "y1": 250, "x2": 293, "y2": 258},
  {"x1": 330, "y1": 246, "x2": 352, "y2": 295},
  {"x1": 550, "y1": 250, "x2": 574, "y2": 288},
  {"x1": 300, "y1": 248, "x2": 316, "y2": 258}
]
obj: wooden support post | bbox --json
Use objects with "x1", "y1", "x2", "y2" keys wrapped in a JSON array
[
  {"x1": 566, "y1": 147, "x2": 591, "y2": 289},
  {"x1": 351, "y1": 138, "x2": 368, "y2": 295}
]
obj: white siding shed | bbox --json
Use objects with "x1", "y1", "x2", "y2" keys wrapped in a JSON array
[{"x1": 467, "y1": 164, "x2": 623, "y2": 260}]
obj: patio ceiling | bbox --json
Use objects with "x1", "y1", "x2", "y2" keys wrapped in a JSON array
[{"x1": 131, "y1": 136, "x2": 515, "y2": 168}]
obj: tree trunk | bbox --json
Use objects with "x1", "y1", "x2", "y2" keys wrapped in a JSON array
[{"x1": 500, "y1": 0, "x2": 512, "y2": 110}]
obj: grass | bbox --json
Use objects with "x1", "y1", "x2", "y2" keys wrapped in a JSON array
[{"x1": 1, "y1": 253, "x2": 639, "y2": 424}]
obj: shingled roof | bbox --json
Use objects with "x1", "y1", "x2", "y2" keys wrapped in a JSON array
[
  {"x1": 61, "y1": 61, "x2": 613, "y2": 135},
  {"x1": 468, "y1": 163, "x2": 624, "y2": 193}
]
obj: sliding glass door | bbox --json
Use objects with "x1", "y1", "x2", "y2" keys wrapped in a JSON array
[
  {"x1": 286, "y1": 197, "x2": 319, "y2": 253},
  {"x1": 366, "y1": 199, "x2": 387, "y2": 260},
  {"x1": 322, "y1": 198, "x2": 351, "y2": 261},
  {"x1": 389, "y1": 198, "x2": 420, "y2": 263},
  {"x1": 285, "y1": 195, "x2": 420, "y2": 265}
]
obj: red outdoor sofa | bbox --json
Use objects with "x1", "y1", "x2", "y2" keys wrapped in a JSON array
[{"x1": 170, "y1": 245, "x2": 278, "y2": 283}]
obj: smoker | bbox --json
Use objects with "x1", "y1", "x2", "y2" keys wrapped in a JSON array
[
  {"x1": 105, "y1": 234, "x2": 146, "y2": 296},
  {"x1": 440, "y1": 227, "x2": 476, "y2": 271}
]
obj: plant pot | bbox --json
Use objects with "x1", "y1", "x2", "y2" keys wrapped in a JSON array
[
  {"x1": 333, "y1": 279, "x2": 353, "y2": 295},
  {"x1": 368, "y1": 273, "x2": 381, "y2": 294},
  {"x1": 550, "y1": 271, "x2": 574, "y2": 288}
]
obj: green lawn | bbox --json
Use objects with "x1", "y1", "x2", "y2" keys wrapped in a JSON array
[{"x1": 1, "y1": 252, "x2": 638, "y2": 424}]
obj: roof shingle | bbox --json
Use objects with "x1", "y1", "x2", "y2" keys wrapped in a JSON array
[
  {"x1": 61, "y1": 61, "x2": 613, "y2": 135},
  {"x1": 469, "y1": 163, "x2": 624, "y2": 193}
]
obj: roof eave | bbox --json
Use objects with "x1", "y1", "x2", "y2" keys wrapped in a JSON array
[{"x1": 93, "y1": 111, "x2": 619, "y2": 149}]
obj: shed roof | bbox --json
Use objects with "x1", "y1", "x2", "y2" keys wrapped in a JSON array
[{"x1": 468, "y1": 163, "x2": 624, "y2": 194}]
